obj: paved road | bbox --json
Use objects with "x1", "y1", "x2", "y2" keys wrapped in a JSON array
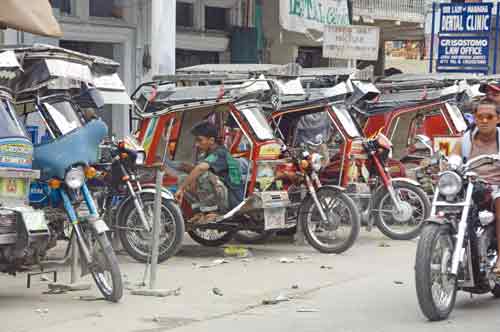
[{"x1": 1, "y1": 231, "x2": 499, "y2": 332}]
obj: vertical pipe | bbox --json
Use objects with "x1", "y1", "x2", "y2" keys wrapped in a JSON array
[
  {"x1": 149, "y1": 167, "x2": 164, "y2": 290},
  {"x1": 151, "y1": 0, "x2": 176, "y2": 76},
  {"x1": 429, "y1": 2, "x2": 437, "y2": 73},
  {"x1": 494, "y1": 3, "x2": 500, "y2": 74}
]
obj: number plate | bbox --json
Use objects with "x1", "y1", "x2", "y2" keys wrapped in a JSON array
[
  {"x1": 93, "y1": 219, "x2": 109, "y2": 234},
  {"x1": 264, "y1": 207, "x2": 286, "y2": 230}
]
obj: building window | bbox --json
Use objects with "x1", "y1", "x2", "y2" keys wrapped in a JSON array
[
  {"x1": 205, "y1": 6, "x2": 229, "y2": 31},
  {"x1": 90, "y1": 0, "x2": 125, "y2": 18},
  {"x1": 177, "y1": 2, "x2": 194, "y2": 28},
  {"x1": 176, "y1": 49, "x2": 220, "y2": 69},
  {"x1": 50, "y1": 0, "x2": 73, "y2": 16}
]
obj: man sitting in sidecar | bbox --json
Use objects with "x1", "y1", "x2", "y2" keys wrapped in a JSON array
[{"x1": 174, "y1": 121, "x2": 244, "y2": 223}]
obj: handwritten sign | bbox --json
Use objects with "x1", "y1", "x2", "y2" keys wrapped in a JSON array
[{"x1": 323, "y1": 25, "x2": 380, "y2": 61}]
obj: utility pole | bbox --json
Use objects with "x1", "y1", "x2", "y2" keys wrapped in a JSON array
[{"x1": 151, "y1": 0, "x2": 176, "y2": 76}]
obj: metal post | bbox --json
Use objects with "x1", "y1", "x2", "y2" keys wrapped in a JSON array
[
  {"x1": 149, "y1": 166, "x2": 164, "y2": 289},
  {"x1": 494, "y1": 3, "x2": 500, "y2": 74},
  {"x1": 429, "y1": 2, "x2": 437, "y2": 73}
]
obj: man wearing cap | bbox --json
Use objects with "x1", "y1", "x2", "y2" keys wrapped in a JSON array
[
  {"x1": 174, "y1": 121, "x2": 244, "y2": 223},
  {"x1": 480, "y1": 81, "x2": 500, "y2": 105},
  {"x1": 452, "y1": 97, "x2": 500, "y2": 275}
]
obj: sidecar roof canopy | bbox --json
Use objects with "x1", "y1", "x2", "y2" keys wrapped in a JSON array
[
  {"x1": 0, "y1": 50, "x2": 22, "y2": 98},
  {"x1": 6, "y1": 44, "x2": 131, "y2": 105},
  {"x1": 377, "y1": 73, "x2": 500, "y2": 91}
]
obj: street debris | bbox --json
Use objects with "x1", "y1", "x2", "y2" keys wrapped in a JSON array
[
  {"x1": 131, "y1": 287, "x2": 181, "y2": 298},
  {"x1": 393, "y1": 281, "x2": 404, "y2": 285},
  {"x1": 279, "y1": 257, "x2": 295, "y2": 264},
  {"x1": 262, "y1": 293, "x2": 290, "y2": 305},
  {"x1": 212, "y1": 287, "x2": 223, "y2": 296},
  {"x1": 224, "y1": 246, "x2": 252, "y2": 258},
  {"x1": 195, "y1": 259, "x2": 230, "y2": 268},
  {"x1": 40, "y1": 275, "x2": 51, "y2": 282},
  {"x1": 378, "y1": 242, "x2": 391, "y2": 248},
  {"x1": 291, "y1": 284, "x2": 299, "y2": 289},
  {"x1": 78, "y1": 295, "x2": 106, "y2": 301},
  {"x1": 297, "y1": 308, "x2": 320, "y2": 313},
  {"x1": 47, "y1": 282, "x2": 91, "y2": 293},
  {"x1": 35, "y1": 308, "x2": 49, "y2": 314},
  {"x1": 320, "y1": 265, "x2": 333, "y2": 270},
  {"x1": 296, "y1": 254, "x2": 310, "y2": 261}
]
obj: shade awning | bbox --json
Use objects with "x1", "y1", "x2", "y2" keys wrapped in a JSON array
[{"x1": 0, "y1": 0, "x2": 62, "y2": 37}]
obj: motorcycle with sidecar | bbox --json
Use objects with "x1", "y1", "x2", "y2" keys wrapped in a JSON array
[{"x1": 130, "y1": 78, "x2": 361, "y2": 254}]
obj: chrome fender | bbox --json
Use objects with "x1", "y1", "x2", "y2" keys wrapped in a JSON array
[{"x1": 389, "y1": 177, "x2": 421, "y2": 187}]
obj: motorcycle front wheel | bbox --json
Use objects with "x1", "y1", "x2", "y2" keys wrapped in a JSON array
[
  {"x1": 299, "y1": 187, "x2": 360, "y2": 254},
  {"x1": 118, "y1": 193, "x2": 185, "y2": 263},
  {"x1": 373, "y1": 181, "x2": 431, "y2": 240},
  {"x1": 415, "y1": 224, "x2": 457, "y2": 321},
  {"x1": 86, "y1": 231, "x2": 123, "y2": 302}
]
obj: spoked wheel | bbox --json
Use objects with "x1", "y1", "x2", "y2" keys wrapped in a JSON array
[
  {"x1": 118, "y1": 193, "x2": 185, "y2": 263},
  {"x1": 415, "y1": 224, "x2": 457, "y2": 321},
  {"x1": 85, "y1": 230, "x2": 123, "y2": 302},
  {"x1": 188, "y1": 228, "x2": 235, "y2": 247},
  {"x1": 233, "y1": 230, "x2": 276, "y2": 244},
  {"x1": 373, "y1": 181, "x2": 430, "y2": 240},
  {"x1": 299, "y1": 187, "x2": 360, "y2": 254}
]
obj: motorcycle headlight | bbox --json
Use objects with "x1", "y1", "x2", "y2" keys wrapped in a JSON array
[
  {"x1": 136, "y1": 151, "x2": 146, "y2": 165},
  {"x1": 438, "y1": 171, "x2": 462, "y2": 196},
  {"x1": 310, "y1": 153, "x2": 323, "y2": 172},
  {"x1": 65, "y1": 167, "x2": 85, "y2": 189}
]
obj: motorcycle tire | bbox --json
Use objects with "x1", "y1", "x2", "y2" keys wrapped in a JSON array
[
  {"x1": 373, "y1": 181, "x2": 431, "y2": 240},
  {"x1": 89, "y1": 232, "x2": 123, "y2": 302},
  {"x1": 299, "y1": 187, "x2": 360, "y2": 254},
  {"x1": 118, "y1": 193, "x2": 185, "y2": 263},
  {"x1": 233, "y1": 230, "x2": 276, "y2": 244},
  {"x1": 415, "y1": 224, "x2": 457, "y2": 321},
  {"x1": 188, "y1": 229, "x2": 235, "y2": 247}
]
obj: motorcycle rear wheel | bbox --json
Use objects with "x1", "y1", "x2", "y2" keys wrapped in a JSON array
[
  {"x1": 415, "y1": 224, "x2": 457, "y2": 321},
  {"x1": 299, "y1": 187, "x2": 360, "y2": 254}
]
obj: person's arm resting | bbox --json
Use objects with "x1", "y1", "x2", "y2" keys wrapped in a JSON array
[{"x1": 179, "y1": 162, "x2": 210, "y2": 191}]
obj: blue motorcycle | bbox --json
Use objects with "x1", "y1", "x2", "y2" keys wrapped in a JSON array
[{"x1": 16, "y1": 46, "x2": 123, "y2": 302}]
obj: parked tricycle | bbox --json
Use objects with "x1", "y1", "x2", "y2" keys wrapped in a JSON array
[{"x1": 131, "y1": 78, "x2": 361, "y2": 254}]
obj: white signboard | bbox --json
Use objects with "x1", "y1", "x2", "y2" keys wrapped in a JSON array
[
  {"x1": 280, "y1": 0, "x2": 350, "y2": 33},
  {"x1": 323, "y1": 25, "x2": 380, "y2": 61}
]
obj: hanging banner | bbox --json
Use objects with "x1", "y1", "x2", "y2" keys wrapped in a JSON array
[
  {"x1": 323, "y1": 25, "x2": 380, "y2": 61},
  {"x1": 280, "y1": 0, "x2": 350, "y2": 33},
  {"x1": 440, "y1": 2, "x2": 492, "y2": 34}
]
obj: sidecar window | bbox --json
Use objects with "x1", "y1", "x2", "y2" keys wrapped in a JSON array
[{"x1": 43, "y1": 101, "x2": 82, "y2": 135}]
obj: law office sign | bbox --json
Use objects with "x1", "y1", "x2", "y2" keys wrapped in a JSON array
[{"x1": 434, "y1": 2, "x2": 495, "y2": 74}]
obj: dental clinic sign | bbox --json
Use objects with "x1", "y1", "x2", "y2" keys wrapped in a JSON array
[
  {"x1": 436, "y1": 2, "x2": 493, "y2": 73},
  {"x1": 280, "y1": 0, "x2": 350, "y2": 33}
]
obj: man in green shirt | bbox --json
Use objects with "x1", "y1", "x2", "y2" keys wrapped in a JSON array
[{"x1": 175, "y1": 121, "x2": 244, "y2": 222}]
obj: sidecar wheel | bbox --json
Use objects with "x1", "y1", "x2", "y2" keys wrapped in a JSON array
[
  {"x1": 299, "y1": 187, "x2": 360, "y2": 254},
  {"x1": 188, "y1": 229, "x2": 235, "y2": 247},
  {"x1": 233, "y1": 230, "x2": 276, "y2": 244},
  {"x1": 491, "y1": 285, "x2": 500, "y2": 298}
]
